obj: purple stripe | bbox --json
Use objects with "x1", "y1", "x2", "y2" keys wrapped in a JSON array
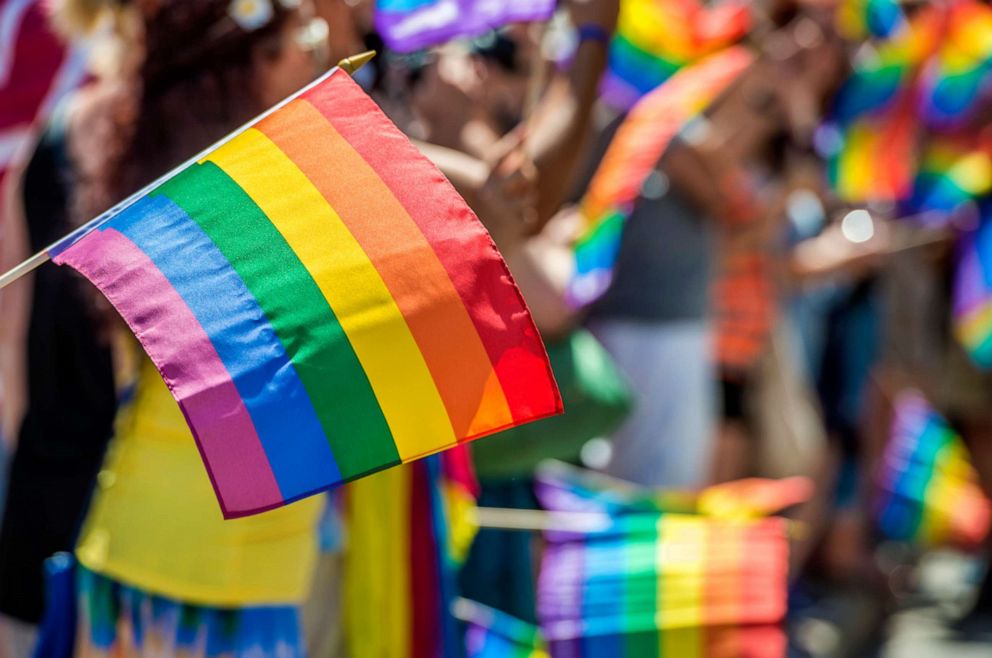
[
  {"x1": 54, "y1": 227, "x2": 284, "y2": 516},
  {"x1": 375, "y1": 0, "x2": 556, "y2": 53}
]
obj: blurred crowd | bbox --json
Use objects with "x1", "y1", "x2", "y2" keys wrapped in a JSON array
[{"x1": 1, "y1": 0, "x2": 992, "y2": 657}]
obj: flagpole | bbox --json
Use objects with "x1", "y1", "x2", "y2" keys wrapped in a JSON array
[{"x1": 0, "y1": 51, "x2": 376, "y2": 291}]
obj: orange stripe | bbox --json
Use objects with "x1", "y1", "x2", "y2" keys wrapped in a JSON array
[{"x1": 256, "y1": 99, "x2": 514, "y2": 438}]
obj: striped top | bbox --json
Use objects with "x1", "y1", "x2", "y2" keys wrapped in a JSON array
[{"x1": 53, "y1": 70, "x2": 561, "y2": 518}]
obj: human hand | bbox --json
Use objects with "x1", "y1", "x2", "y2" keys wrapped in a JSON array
[{"x1": 478, "y1": 137, "x2": 539, "y2": 250}]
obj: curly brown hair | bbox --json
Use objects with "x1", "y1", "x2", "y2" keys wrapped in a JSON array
[{"x1": 73, "y1": 0, "x2": 292, "y2": 225}]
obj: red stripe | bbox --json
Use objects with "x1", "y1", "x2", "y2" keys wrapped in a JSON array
[{"x1": 303, "y1": 71, "x2": 562, "y2": 426}]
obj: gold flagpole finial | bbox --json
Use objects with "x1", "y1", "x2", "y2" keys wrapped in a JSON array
[{"x1": 338, "y1": 50, "x2": 377, "y2": 76}]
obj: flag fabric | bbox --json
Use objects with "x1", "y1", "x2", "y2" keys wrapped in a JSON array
[
  {"x1": 537, "y1": 513, "x2": 790, "y2": 658},
  {"x1": 601, "y1": 0, "x2": 751, "y2": 110},
  {"x1": 533, "y1": 464, "x2": 796, "y2": 657},
  {"x1": 51, "y1": 69, "x2": 561, "y2": 518},
  {"x1": 534, "y1": 461, "x2": 812, "y2": 523},
  {"x1": 906, "y1": 137, "x2": 992, "y2": 215},
  {"x1": 875, "y1": 390, "x2": 991, "y2": 548},
  {"x1": 954, "y1": 205, "x2": 992, "y2": 370},
  {"x1": 344, "y1": 449, "x2": 477, "y2": 658},
  {"x1": 835, "y1": 0, "x2": 904, "y2": 40},
  {"x1": 375, "y1": 0, "x2": 557, "y2": 53},
  {"x1": 462, "y1": 600, "x2": 550, "y2": 658},
  {"x1": 822, "y1": 1, "x2": 992, "y2": 207},
  {"x1": 570, "y1": 47, "x2": 754, "y2": 307}
]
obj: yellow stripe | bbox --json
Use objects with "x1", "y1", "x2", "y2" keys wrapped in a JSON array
[
  {"x1": 660, "y1": 516, "x2": 704, "y2": 657},
  {"x1": 206, "y1": 129, "x2": 457, "y2": 460}
]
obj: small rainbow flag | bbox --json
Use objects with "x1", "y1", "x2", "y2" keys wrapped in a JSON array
[
  {"x1": 538, "y1": 513, "x2": 790, "y2": 658},
  {"x1": 51, "y1": 69, "x2": 561, "y2": 518},
  {"x1": 919, "y1": 0, "x2": 992, "y2": 127},
  {"x1": 835, "y1": 0, "x2": 904, "y2": 40},
  {"x1": 462, "y1": 600, "x2": 550, "y2": 658},
  {"x1": 875, "y1": 390, "x2": 990, "y2": 548},
  {"x1": 905, "y1": 138, "x2": 992, "y2": 214},
  {"x1": 375, "y1": 0, "x2": 557, "y2": 53},
  {"x1": 954, "y1": 206, "x2": 992, "y2": 369},
  {"x1": 570, "y1": 47, "x2": 753, "y2": 307},
  {"x1": 601, "y1": 0, "x2": 751, "y2": 110}
]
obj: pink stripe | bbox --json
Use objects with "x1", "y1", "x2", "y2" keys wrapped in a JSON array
[{"x1": 54, "y1": 228, "x2": 283, "y2": 516}]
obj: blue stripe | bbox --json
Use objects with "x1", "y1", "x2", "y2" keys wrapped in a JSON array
[{"x1": 108, "y1": 195, "x2": 342, "y2": 498}]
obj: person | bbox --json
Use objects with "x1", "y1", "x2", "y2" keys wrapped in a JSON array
[
  {"x1": 1, "y1": 2, "x2": 342, "y2": 657},
  {"x1": 0, "y1": 2, "x2": 117, "y2": 654}
]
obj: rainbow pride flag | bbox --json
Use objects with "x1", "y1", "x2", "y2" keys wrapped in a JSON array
[
  {"x1": 345, "y1": 449, "x2": 477, "y2": 658},
  {"x1": 905, "y1": 138, "x2": 992, "y2": 214},
  {"x1": 919, "y1": 0, "x2": 992, "y2": 127},
  {"x1": 538, "y1": 513, "x2": 789, "y2": 658},
  {"x1": 836, "y1": 0, "x2": 904, "y2": 40},
  {"x1": 375, "y1": 0, "x2": 557, "y2": 53},
  {"x1": 50, "y1": 70, "x2": 561, "y2": 518},
  {"x1": 601, "y1": 0, "x2": 751, "y2": 110},
  {"x1": 875, "y1": 390, "x2": 990, "y2": 548},
  {"x1": 954, "y1": 206, "x2": 992, "y2": 369},
  {"x1": 462, "y1": 600, "x2": 550, "y2": 658},
  {"x1": 570, "y1": 47, "x2": 753, "y2": 307}
]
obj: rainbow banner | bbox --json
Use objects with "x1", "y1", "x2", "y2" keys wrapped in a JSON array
[
  {"x1": 375, "y1": 0, "x2": 557, "y2": 53},
  {"x1": 602, "y1": 0, "x2": 751, "y2": 110},
  {"x1": 954, "y1": 206, "x2": 992, "y2": 369},
  {"x1": 875, "y1": 390, "x2": 990, "y2": 548},
  {"x1": 50, "y1": 70, "x2": 561, "y2": 518},
  {"x1": 570, "y1": 47, "x2": 753, "y2": 307},
  {"x1": 345, "y1": 449, "x2": 477, "y2": 658},
  {"x1": 538, "y1": 513, "x2": 789, "y2": 658},
  {"x1": 462, "y1": 600, "x2": 550, "y2": 658}
]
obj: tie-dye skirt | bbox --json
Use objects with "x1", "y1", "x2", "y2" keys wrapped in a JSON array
[{"x1": 76, "y1": 567, "x2": 306, "y2": 658}]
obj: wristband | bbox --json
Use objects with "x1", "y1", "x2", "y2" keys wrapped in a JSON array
[{"x1": 576, "y1": 24, "x2": 611, "y2": 47}]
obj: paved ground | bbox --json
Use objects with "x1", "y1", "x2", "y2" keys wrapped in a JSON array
[{"x1": 790, "y1": 550, "x2": 992, "y2": 658}]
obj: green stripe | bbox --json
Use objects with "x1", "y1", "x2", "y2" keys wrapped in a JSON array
[
  {"x1": 624, "y1": 522, "x2": 660, "y2": 657},
  {"x1": 153, "y1": 162, "x2": 400, "y2": 476}
]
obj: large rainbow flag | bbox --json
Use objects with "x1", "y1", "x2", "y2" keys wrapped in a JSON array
[
  {"x1": 601, "y1": 0, "x2": 751, "y2": 110},
  {"x1": 875, "y1": 390, "x2": 990, "y2": 548},
  {"x1": 954, "y1": 204, "x2": 992, "y2": 369},
  {"x1": 50, "y1": 69, "x2": 561, "y2": 518},
  {"x1": 538, "y1": 513, "x2": 790, "y2": 658},
  {"x1": 570, "y1": 47, "x2": 753, "y2": 307},
  {"x1": 375, "y1": 0, "x2": 557, "y2": 53}
]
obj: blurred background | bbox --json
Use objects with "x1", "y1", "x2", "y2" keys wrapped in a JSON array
[{"x1": 2, "y1": 1, "x2": 992, "y2": 657}]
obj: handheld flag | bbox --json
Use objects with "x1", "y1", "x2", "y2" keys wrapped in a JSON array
[
  {"x1": 601, "y1": 0, "x2": 751, "y2": 110},
  {"x1": 875, "y1": 390, "x2": 990, "y2": 548},
  {"x1": 571, "y1": 47, "x2": 753, "y2": 307},
  {"x1": 50, "y1": 69, "x2": 561, "y2": 518},
  {"x1": 461, "y1": 600, "x2": 550, "y2": 658},
  {"x1": 375, "y1": 0, "x2": 557, "y2": 53}
]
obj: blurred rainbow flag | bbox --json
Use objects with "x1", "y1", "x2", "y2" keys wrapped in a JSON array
[
  {"x1": 954, "y1": 204, "x2": 992, "y2": 369},
  {"x1": 824, "y1": 1, "x2": 992, "y2": 208},
  {"x1": 836, "y1": 0, "x2": 904, "y2": 40},
  {"x1": 601, "y1": 0, "x2": 751, "y2": 109},
  {"x1": 571, "y1": 47, "x2": 753, "y2": 307},
  {"x1": 344, "y1": 448, "x2": 479, "y2": 658},
  {"x1": 875, "y1": 390, "x2": 990, "y2": 548},
  {"x1": 462, "y1": 600, "x2": 550, "y2": 658},
  {"x1": 375, "y1": 0, "x2": 557, "y2": 53},
  {"x1": 905, "y1": 137, "x2": 992, "y2": 214},
  {"x1": 538, "y1": 513, "x2": 790, "y2": 658}
]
